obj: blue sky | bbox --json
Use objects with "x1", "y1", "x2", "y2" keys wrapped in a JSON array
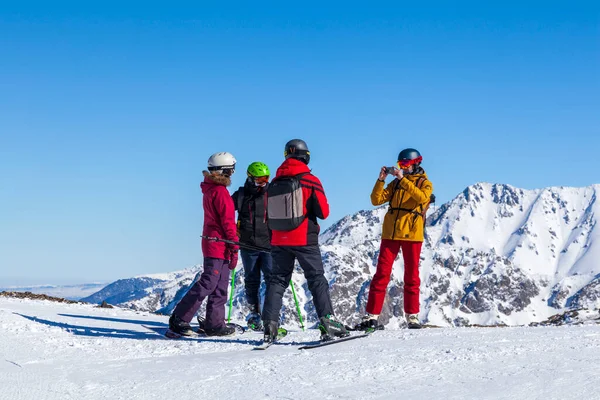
[{"x1": 1, "y1": 2, "x2": 598, "y2": 285}]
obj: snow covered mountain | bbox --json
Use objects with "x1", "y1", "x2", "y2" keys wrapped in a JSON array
[
  {"x1": 80, "y1": 268, "x2": 199, "y2": 313},
  {"x1": 323, "y1": 182, "x2": 600, "y2": 328},
  {"x1": 0, "y1": 283, "x2": 107, "y2": 300},
  {"x1": 83, "y1": 182, "x2": 600, "y2": 328}
]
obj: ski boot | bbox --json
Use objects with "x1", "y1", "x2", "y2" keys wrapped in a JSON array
[
  {"x1": 169, "y1": 314, "x2": 195, "y2": 337},
  {"x1": 263, "y1": 320, "x2": 280, "y2": 343},
  {"x1": 354, "y1": 314, "x2": 384, "y2": 332},
  {"x1": 204, "y1": 324, "x2": 236, "y2": 337},
  {"x1": 196, "y1": 316, "x2": 206, "y2": 334},
  {"x1": 247, "y1": 313, "x2": 263, "y2": 331},
  {"x1": 198, "y1": 316, "x2": 246, "y2": 335},
  {"x1": 246, "y1": 304, "x2": 263, "y2": 332},
  {"x1": 318, "y1": 314, "x2": 349, "y2": 341},
  {"x1": 406, "y1": 314, "x2": 422, "y2": 329}
]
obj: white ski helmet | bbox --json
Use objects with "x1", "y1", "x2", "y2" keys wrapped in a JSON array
[{"x1": 207, "y1": 152, "x2": 236, "y2": 175}]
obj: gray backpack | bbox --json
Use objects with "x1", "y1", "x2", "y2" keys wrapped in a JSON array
[{"x1": 267, "y1": 173, "x2": 307, "y2": 231}]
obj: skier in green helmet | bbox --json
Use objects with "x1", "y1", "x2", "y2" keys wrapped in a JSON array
[{"x1": 231, "y1": 161, "x2": 273, "y2": 331}]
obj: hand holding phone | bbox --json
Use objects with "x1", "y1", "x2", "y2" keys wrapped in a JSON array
[
  {"x1": 394, "y1": 168, "x2": 404, "y2": 179},
  {"x1": 379, "y1": 166, "x2": 388, "y2": 181}
]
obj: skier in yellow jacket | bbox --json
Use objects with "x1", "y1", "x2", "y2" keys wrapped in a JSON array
[{"x1": 356, "y1": 148, "x2": 433, "y2": 330}]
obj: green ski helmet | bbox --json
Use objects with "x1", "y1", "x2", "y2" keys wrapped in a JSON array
[{"x1": 247, "y1": 161, "x2": 270, "y2": 178}]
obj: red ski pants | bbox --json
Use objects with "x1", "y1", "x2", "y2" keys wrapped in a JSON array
[{"x1": 366, "y1": 239, "x2": 422, "y2": 315}]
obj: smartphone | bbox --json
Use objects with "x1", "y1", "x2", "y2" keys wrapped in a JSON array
[{"x1": 385, "y1": 166, "x2": 397, "y2": 174}]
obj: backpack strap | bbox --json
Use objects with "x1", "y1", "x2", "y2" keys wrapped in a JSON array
[
  {"x1": 236, "y1": 186, "x2": 244, "y2": 214},
  {"x1": 388, "y1": 177, "x2": 430, "y2": 218},
  {"x1": 415, "y1": 177, "x2": 431, "y2": 215},
  {"x1": 387, "y1": 178, "x2": 402, "y2": 206}
]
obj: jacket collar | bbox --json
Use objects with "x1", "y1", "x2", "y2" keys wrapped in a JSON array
[
  {"x1": 201, "y1": 170, "x2": 231, "y2": 187},
  {"x1": 243, "y1": 178, "x2": 268, "y2": 195},
  {"x1": 275, "y1": 158, "x2": 310, "y2": 178}
]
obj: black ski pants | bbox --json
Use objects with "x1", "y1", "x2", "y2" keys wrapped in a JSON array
[
  {"x1": 262, "y1": 245, "x2": 334, "y2": 322},
  {"x1": 240, "y1": 249, "x2": 272, "y2": 307}
]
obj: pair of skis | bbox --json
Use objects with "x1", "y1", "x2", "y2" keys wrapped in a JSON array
[
  {"x1": 143, "y1": 323, "x2": 378, "y2": 350},
  {"x1": 253, "y1": 327, "x2": 379, "y2": 351},
  {"x1": 142, "y1": 322, "x2": 248, "y2": 339}
]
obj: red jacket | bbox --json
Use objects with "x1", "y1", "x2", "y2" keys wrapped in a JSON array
[
  {"x1": 200, "y1": 173, "x2": 238, "y2": 259},
  {"x1": 270, "y1": 158, "x2": 330, "y2": 246}
]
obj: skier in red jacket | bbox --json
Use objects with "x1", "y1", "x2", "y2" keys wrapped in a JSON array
[
  {"x1": 261, "y1": 139, "x2": 348, "y2": 343},
  {"x1": 169, "y1": 152, "x2": 239, "y2": 337}
]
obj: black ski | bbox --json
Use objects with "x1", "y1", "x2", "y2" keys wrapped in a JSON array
[
  {"x1": 298, "y1": 332, "x2": 373, "y2": 350},
  {"x1": 252, "y1": 328, "x2": 289, "y2": 350},
  {"x1": 142, "y1": 325, "x2": 201, "y2": 339},
  {"x1": 252, "y1": 342, "x2": 274, "y2": 350},
  {"x1": 142, "y1": 324, "x2": 245, "y2": 339}
]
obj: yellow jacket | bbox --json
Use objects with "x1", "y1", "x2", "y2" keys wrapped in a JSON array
[{"x1": 370, "y1": 172, "x2": 433, "y2": 242}]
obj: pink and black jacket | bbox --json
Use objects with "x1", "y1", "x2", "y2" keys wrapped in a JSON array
[{"x1": 200, "y1": 172, "x2": 238, "y2": 260}]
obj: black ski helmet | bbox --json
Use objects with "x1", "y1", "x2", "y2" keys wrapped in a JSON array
[
  {"x1": 284, "y1": 139, "x2": 311, "y2": 164},
  {"x1": 398, "y1": 148, "x2": 421, "y2": 162},
  {"x1": 397, "y1": 148, "x2": 423, "y2": 173}
]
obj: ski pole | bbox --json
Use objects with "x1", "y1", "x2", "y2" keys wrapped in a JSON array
[
  {"x1": 290, "y1": 279, "x2": 305, "y2": 331},
  {"x1": 227, "y1": 267, "x2": 236, "y2": 323},
  {"x1": 201, "y1": 236, "x2": 270, "y2": 253}
]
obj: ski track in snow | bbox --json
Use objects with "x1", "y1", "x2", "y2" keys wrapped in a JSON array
[{"x1": 1, "y1": 298, "x2": 600, "y2": 400}]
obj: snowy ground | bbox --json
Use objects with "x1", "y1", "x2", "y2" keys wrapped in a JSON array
[{"x1": 1, "y1": 298, "x2": 600, "y2": 400}]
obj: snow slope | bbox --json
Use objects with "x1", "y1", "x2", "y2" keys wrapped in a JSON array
[{"x1": 2, "y1": 297, "x2": 600, "y2": 400}]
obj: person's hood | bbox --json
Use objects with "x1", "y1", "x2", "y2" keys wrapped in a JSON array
[
  {"x1": 200, "y1": 170, "x2": 231, "y2": 193},
  {"x1": 275, "y1": 158, "x2": 311, "y2": 178}
]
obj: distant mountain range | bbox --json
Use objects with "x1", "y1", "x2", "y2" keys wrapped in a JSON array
[{"x1": 1, "y1": 283, "x2": 107, "y2": 300}]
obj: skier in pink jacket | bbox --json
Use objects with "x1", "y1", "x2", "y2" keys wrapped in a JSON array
[{"x1": 169, "y1": 152, "x2": 239, "y2": 336}]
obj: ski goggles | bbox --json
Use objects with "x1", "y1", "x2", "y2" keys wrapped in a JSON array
[
  {"x1": 209, "y1": 164, "x2": 235, "y2": 176},
  {"x1": 250, "y1": 175, "x2": 269, "y2": 185},
  {"x1": 397, "y1": 156, "x2": 423, "y2": 169}
]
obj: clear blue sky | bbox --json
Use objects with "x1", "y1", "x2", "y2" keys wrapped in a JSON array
[{"x1": 1, "y1": 2, "x2": 598, "y2": 285}]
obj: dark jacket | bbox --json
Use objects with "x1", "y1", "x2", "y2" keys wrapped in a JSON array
[
  {"x1": 270, "y1": 158, "x2": 330, "y2": 246},
  {"x1": 232, "y1": 180, "x2": 271, "y2": 249}
]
